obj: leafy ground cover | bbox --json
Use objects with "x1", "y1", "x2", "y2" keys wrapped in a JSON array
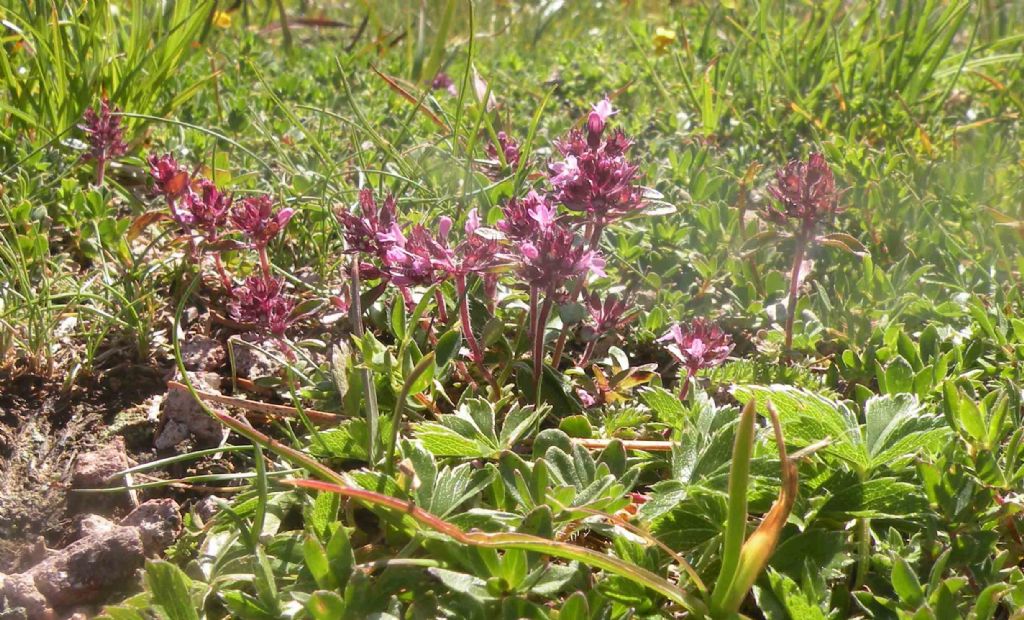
[{"x1": 2, "y1": 0, "x2": 1024, "y2": 618}]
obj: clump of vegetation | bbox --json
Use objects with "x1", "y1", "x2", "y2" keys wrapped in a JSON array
[{"x1": 2, "y1": 1, "x2": 1024, "y2": 619}]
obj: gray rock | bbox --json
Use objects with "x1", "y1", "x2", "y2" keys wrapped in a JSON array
[
  {"x1": 27, "y1": 526, "x2": 144, "y2": 608},
  {"x1": 119, "y1": 499, "x2": 181, "y2": 555},
  {"x1": 1, "y1": 572, "x2": 54, "y2": 620},
  {"x1": 228, "y1": 333, "x2": 282, "y2": 380},
  {"x1": 71, "y1": 438, "x2": 128, "y2": 489},
  {"x1": 181, "y1": 336, "x2": 227, "y2": 372},
  {"x1": 77, "y1": 515, "x2": 115, "y2": 539},
  {"x1": 156, "y1": 371, "x2": 227, "y2": 449}
]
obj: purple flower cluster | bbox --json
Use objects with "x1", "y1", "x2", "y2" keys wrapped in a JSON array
[
  {"x1": 763, "y1": 152, "x2": 839, "y2": 230},
  {"x1": 80, "y1": 98, "x2": 127, "y2": 164},
  {"x1": 231, "y1": 195, "x2": 295, "y2": 249},
  {"x1": 659, "y1": 319, "x2": 734, "y2": 377},
  {"x1": 514, "y1": 217, "x2": 605, "y2": 294},
  {"x1": 486, "y1": 131, "x2": 521, "y2": 171},
  {"x1": 148, "y1": 152, "x2": 300, "y2": 336},
  {"x1": 229, "y1": 274, "x2": 295, "y2": 337},
  {"x1": 548, "y1": 98, "x2": 645, "y2": 226}
]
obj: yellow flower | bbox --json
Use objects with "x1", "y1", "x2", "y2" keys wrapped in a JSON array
[
  {"x1": 653, "y1": 27, "x2": 676, "y2": 55},
  {"x1": 212, "y1": 10, "x2": 232, "y2": 29}
]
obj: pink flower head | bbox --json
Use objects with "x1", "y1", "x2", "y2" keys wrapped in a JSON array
[
  {"x1": 764, "y1": 152, "x2": 839, "y2": 230},
  {"x1": 231, "y1": 194, "x2": 294, "y2": 247},
  {"x1": 383, "y1": 224, "x2": 449, "y2": 287},
  {"x1": 549, "y1": 126, "x2": 644, "y2": 226},
  {"x1": 148, "y1": 154, "x2": 191, "y2": 201},
  {"x1": 79, "y1": 97, "x2": 127, "y2": 163},
  {"x1": 431, "y1": 72, "x2": 458, "y2": 97},
  {"x1": 515, "y1": 220, "x2": 604, "y2": 293},
  {"x1": 485, "y1": 131, "x2": 521, "y2": 172},
  {"x1": 230, "y1": 274, "x2": 296, "y2": 336},
  {"x1": 587, "y1": 98, "x2": 616, "y2": 148},
  {"x1": 497, "y1": 191, "x2": 553, "y2": 241},
  {"x1": 337, "y1": 188, "x2": 398, "y2": 261},
  {"x1": 580, "y1": 292, "x2": 639, "y2": 341},
  {"x1": 658, "y1": 319, "x2": 733, "y2": 375},
  {"x1": 181, "y1": 178, "x2": 232, "y2": 236}
]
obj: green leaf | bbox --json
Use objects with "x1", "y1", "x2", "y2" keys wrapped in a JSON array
[
  {"x1": 891, "y1": 556, "x2": 925, "y2": 606},
  {"x1": 559, "y1": 591, "x2": 589, "y2": 620},
  {"x1": 435, "y1": 328, "x2": 462, "y2": 370},
  {"x1": 819, "y1": 478, "x2": 928, "y2": 519},
  {"x1": 559, "y1": 415, "x2": 594, "y2": 438},
  {"x1": 144, "y1": 560, "x2": 199, "y2": 620},
  {"x1": 306, "y1": 591, "x2": 346, "y2": 620},
  {"x1": 733, "y1": 385, "x2": 866, "y2": 469}
]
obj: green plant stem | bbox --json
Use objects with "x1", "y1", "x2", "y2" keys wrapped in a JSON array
[
  {"x1": 784, "y1": 232, "x2": 808, "y2": 357},
  {"x1": 384, "y1": 351, "x2": 435, "y2": 477},
  {"x1": 854, "y1": 517, "x2": 871, "y2": 589},
  {"x1": 350, "y1": 258, "x2": 379, "y2": 467},
  {"x1": 710, "y1": 399, "x2": 757, "y2": 614},
  {"x1": 533, "y1": 294, "x2": 554, "y2": 408}
]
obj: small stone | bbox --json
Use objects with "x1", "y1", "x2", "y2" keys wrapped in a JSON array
[
  {"x1": 71, "y1": 438, "x2": 129, "y2": 489},
  {"x1": 194, "y1": 495, "x2": 223, "y2": 523},
  {"x1": 119, "y1": 499, "x2": 181, "y2": 555},
  {"x1": 181, "y1": 336, "x2": 227, "y2": 372},
  {"x1": 27, "y1": 526, "x2": 144, "y2": 608},
  {"x1": 77, "y1": 515, "x2": 116, "y2": 539},
  {"x1": 2, "y1": 572, "x2": 54, "y2": 620},
  {"x1": 229, "y1": 333, "x2": 282, "y2": 380},
  {"x1": 156, "y1": 371, "x2": 227, "y2": 449}
]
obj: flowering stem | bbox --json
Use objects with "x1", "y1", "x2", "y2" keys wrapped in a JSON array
[
  {"x1": 456, "y1": 274, "x2": 499, "y2": 397},
  {"x1": 258, "y1": 246, "x2": 272, "y2": 279},
  {"x1": 350, "y1": 258, "x2": 380, "y2": 467},
  {"x1": 783, "y1": 233, "x2": 807, "y2": 358},
  {"x1": 533, "y1": 294, "x2": 554, "y2": 408},
  {"x1": 528, "y1": 286, "x2": 539, "y2": 341},
  {"x1": 550, "y1": 223, "x2": 604, "y2": 368},
  {"x1": 213, "y1": 253, "x2": 233, "y2": 292},
  {"x1": 577, "y1": 339, "x2": 597, "y2": 368},
  {"x1": 678, "y1": 367, "x2": 696, "y2": 402},
  {"x1": 95, "y1": 155, "x2": 106, "y2": 188},
  {"x1": 434, "y1": 288, "x2": 449, "y2": 325}
]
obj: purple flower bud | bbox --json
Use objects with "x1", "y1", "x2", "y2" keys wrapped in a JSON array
[
  {"x1": 465, "y1": 208, "x2": 481, "y2": 234},
  {"x1": 485, "y1": 131, "x2": 521, "y2": 174},
  {"x1": 584, "y1": 292, "x2": 639, "y2": 337},
  {"x1": 431, "y1": 72, "x2": 458, "y2": 97},
  {"x1": 586, "y1": 98, "x2": 615, "y2": 148}
]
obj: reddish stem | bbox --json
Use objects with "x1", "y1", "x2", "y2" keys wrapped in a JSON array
[
  {"x1": 678, "y1": 367, "x2": 696, "y2": 401},
  {"x1": 96, "y1": 155, "x2": 106, "y2": 187},
  {"x1": 550, "y1": 223, "x2": 604, "y2": 367},
  {"x1": 533, "y1": 294, "x2": 554, "y2": 407},
  {"x1": 213, "y1": 253, "x2": 233, "y2": 292},
  {"x1": 456, "y1": 275, "x2": 483, "y2": 363},
  {"x1": 784, "y1": 233, "x2": 808, "y2": 358},
  {"x1": 258, "y1": 246, "x2": 272, "y2": 279}
]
